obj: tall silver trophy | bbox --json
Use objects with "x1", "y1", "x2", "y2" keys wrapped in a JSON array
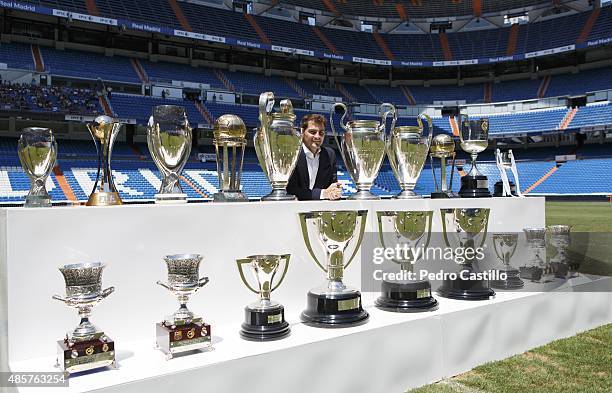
[
  {"x1": 87, "y1": 116, "x2": 123, "y2": 206},
  {"x1": 236, "y1": 254, "x2": 291, "y2": 341},
  {"x1": 156, "y1": 254, "x2": 211, "y2": 359},
  {"x1": 491, "y1": 233, "x2": 524, "y2": 289},
  {"x1": 148, "y1": 105, "x2": 192, "y2": 204},
  {"x1": 547, "y1": 225, "x2": 572, "y2": 279},
  {"x1": 437, "y1": 208, "x2": 495, "y2": 300},
  {"x1": 521, "y1": 228, "x2": 547, "y2": 282},
  {"x1": 386, "y1": 114, "x2": 432, "y2": 198},
  {"x1": 17, "y1": 127, "x2": 57, "y2": 207},
  {"x1": 458, "y1": 115, "x2": 491, "y2": 198},
  {"x1": 299, "y1": 210, "x2": 369, "y2": 327},
  {"x1": 331, "y1": 102, "x2": 396, "y2": 199},
  {"x1": 376, "y1": 211, "x2": 438, "y2": 312},
  {"x1": 429, "y1": 134, "x2": 456, "y2": 198},
  {"x1": 213, "y1": 114, "x2": 248, "y2": 202},
  {"x1": 254, "y1": 92, "x2": 302, "y2": 201},
  {"x1": 494, "y1": 149, "x2": 523, "y2": 197},
  {"x1": 52, "y1": 262, "x2": 116, "y2": 375}
]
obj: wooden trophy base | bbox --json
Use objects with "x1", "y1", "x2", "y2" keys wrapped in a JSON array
[
  {"x1": 56, "y1": 335, "x2": 116, "y2": 375},
  {"x1": 156, "y1": 321, "x2": 212, "y2": 359}
]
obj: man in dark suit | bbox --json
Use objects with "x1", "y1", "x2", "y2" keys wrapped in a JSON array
[{"x1": 287, "y1": 114, "x2": 342, "y2": 201}]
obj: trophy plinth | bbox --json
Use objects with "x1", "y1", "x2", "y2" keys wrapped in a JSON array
[
  {"x1": 491, "y1": 268, "x2": 524, "y2": 289},
  {"x1": 459, "y1": 175, "x2": 491, "y2": 198},
  {"x1": 299, "y1": 210, "x2": 369, "y2": 328},
  {"x1": 375, "y1": 280, "x2": 437, "y2": 312},
  {"x1": 154, "y1": 192, "x2": 188, "y2": 204},
  {"x1": 86, "y1": 116, "x2": 123, "y2": 206},
  {"x1": 53, "y1": 262, "x2": 116, "y2": 375},
  {"x1": 458, "y1": 116, "x2": 491, "y2": 198},
  {"x1": 331, "y1": 103, "x2": 396, "y2": 200},
  {"x1": 429, "y1": 134, "x2": 457, "y2": 199},
  {"x1": 156, "y1": 254, "x2": 212, "y2": 358},
  {"x1": 261, "y1": 187, "x2": 296, "y2": 201},
  {"x1": 437, "y1": 268, "x2": 496, "y2": 300},
  {"x1": 493, "y1": 180, "x2": 517, "y2": 197},
  {"x1": 237, "y1": 255, "x2": 291, "y2": 341},
  {"x1": 214, "y1": 191, "x2": 248, "y2": 202},
  {"x1": 18, "y1": 127, "x2": 57, "y2": 208},
  {"x1": 213, "y1": 114, "x2": 248, "y2": 202}
]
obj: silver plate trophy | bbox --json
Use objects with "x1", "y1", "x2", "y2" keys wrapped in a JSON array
[
  {"x1": 213, "y1": 114, "x2": 248, "y2": 202},
  {"x1": 437, "y1": 208, "x2": 495, "y2": 300},
  {"x1": 17, "y1": 127, "x2": 57, "y2": 207},
  {"x1": 386, "y1": 114, "x2": 433, "y2": 199},
  {"x1": 491, "y1": 233, "x2": 524, "y2": 289},
  {"x1": 429, "y1": 134, "x2": 457, "y2": 199},
  {"x1": 521, "y1": 228, "x2": 548, "y2": 282},
  {"x1": 331, "y1": 102, "x2": 396, "y2": 200},
  {"x1": 299, "y1": 210, "x2": 369, "y2": 327},
  {"x1": 494, "y1": 149, "x2": 523, "y2": 197},
  {"x1": 86, "y1": 116, "x2": 123, "y2": 206},
  {"x1": 156, "y1": 254, "x2": 211, "y2": 359},
  {"x1": 148, "y1": 105, "x2": 192, "y2": 204},
  {"x1": 53, "y1": 262, "x2": 116, "y2": 375},
  {"x1": 376, "y1": 210, "x2": 438, "y2": 312},
  {"x1": 458, "y1": 115, "x2": 492, "y2": 198},
  {"x1": 547, "y1": 225, "x2": 573, "y2": 279},
  {"x1": 254, "y1": 92, "x2": 302, "y2": 201},
  {"x1": 236, "y1": 254, "x2": 291, "y2": 341}
]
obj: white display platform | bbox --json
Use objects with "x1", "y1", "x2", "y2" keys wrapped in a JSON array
[{"x1": 1, "y1": 197, "x2": 610, "y2": 392}]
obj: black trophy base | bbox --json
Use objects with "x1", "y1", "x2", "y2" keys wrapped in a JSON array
[
  {"x1": 301, "y1": 290, "x2": 369, "y2": 328},
  {"x1": 375, "y1": 280, "x2": 438, "y2": 313},
  {"x1": 493, "y1": 181, "x2": 516, "y2": 197},
  {"x1": 459, "y1": 175, "x2": 492, "y2": 198},
  {"x1": 436, "y1": 271, "x2": 495, "y2": 300},
  {"x1": 240, "y1": 305, "x2": 290, "y2": 341},
  {"x1": 491, "y1": 268, "x2": 524, "y2": 289},
  {"x1": 430, "y1": 191, "x2": 457, "y2": 199}
]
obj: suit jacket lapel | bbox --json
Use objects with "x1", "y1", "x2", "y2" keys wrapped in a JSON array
[
  {"x1": 314, "y1": 147, "x2": 329, "y2": 187},
  {"x1": 296, "y1": 149, "x2": 309, "y2": 186}
]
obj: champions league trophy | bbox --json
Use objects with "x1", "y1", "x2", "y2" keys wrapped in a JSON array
[
  {"x1": 86, "y1": 116, "x2": 123, "y2": 206},
  {"x1": 331, "y1": 102, "x2": 396, "y2": 200},
  {"x1": 148, "y1": 105, "x2": 192, "y2": 204},
  {"x1": 299, "y1": 210, "x2": 369, "y2": 327},
  {"x1": 386, "y1": 114, "x2": 433, "y2": 198},
  {"x1": 547, "y1": 225, "x2": 572, "y2": 279},
  {"x1": 494, "y1": 149, "x2": 522, "y2": 197},
  {"x1": 254, "y1": 92, "x2": 302, "y2": 201},
  {"x1": 437, "y1": 208, "x2": 495, "y2": 300},
  {"x1": 491, "y1": 233, "x2": 524, "y2": 289},
  {"x1": 375, "y1": 211, "x2": 438, "y2": 312},
  {"x1": 17, "y1": 127, "x2": 57, "y2": 207},
  {"x1": 236, "y1": 254, "x2": 291, "y2": 341},
  {"x1": 213, "y1": 114, "x2": 248, "y2": 202},
  {"x1": 429, "y1": 134, "x2": 457, "y2": 199},
  {"x1": 156, "y1": 254, "x2": 211, "y2": 359},
  {"x1": 53, "y1": 262, "x2": 116, "y2": 375},
  {"x1": 458, "y1": 115, "x2": 492, "y2": 198}
]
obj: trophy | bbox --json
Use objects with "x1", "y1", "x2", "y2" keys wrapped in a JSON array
[
  {"x1": 386, "y1": 114, "x2": 432, "y2": 199},
  {"x1": 236, "y1": 254, "x2": 291, "y2": 341},
  {"x1": 148, "y1": 105, "x2": 192, "y2": 204},
  {"x1": 429, "y1": 134, "x2": 457, "y2": 199},
  {"x1": 491, "y1": 233, "x2": 524, "y2": 289},
  {"x1": 330, "y1": 102, "x2": 396, "y2": 199},
  {"x1": 494, "y1": 149, "x2": 522, "y2": 197},
  {"x1": 437, "y1": 208, "x2": 495, "y2": 300},
  {"x1": 156, "y1": 254, "x2": 211, "y2": 359},
  {"x1": 299, "y1": 210, "x2": 369, "y2": 327},
  {"x1": 86, "y1": 116, "x2": 123, "y2": 206},
  {"x1": 213, "y1": 114, "x2": 248, "y2": 202},
  {"x1": 17, "y1": 127, "x2": 57, "y2": 207},
  {"x1": 52, "y1": 262, "x2": 116, "y2": 375},
  {"x1": 375, "y1": 211, "x2": 438, "y2": 312},
  {"x1": 547, "y1": 225, "x2": 572, "y2": 279},
  {"x1": 520, "y1": 228, "x2": 547, "y2": 282},
  {"x1": 458, "y1": 115, "x2": 491, "y2": 198},
  {"x1": 254, "y1": 92, "x2": 302, "y2": 201}
]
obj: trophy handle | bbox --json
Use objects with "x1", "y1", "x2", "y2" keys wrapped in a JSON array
[
  {"x1": 87, "y1": 124, "x2": 102, "y2": 195},
  {"x1": 379, "y1": 103, "x2": 397, "y2": 135},
  {"x1": 52, "y1": 294, "x2": 67, "y2": 304},
  {"x1": 458, "y1": 113, "x2": 469, "y2": 143},
  {"x1": 330, "y1": 103, "x2": 349, "y2": 168},
  {"x1": 509, "y1": 150, "x2": 523, "y2": 197},
  {"x1": 197, "y1": 277, "x2": 209, "y2": 288},
  {"x1": 376, "y1": 211, "x2": 392, "y2": 250},
  {"x1": 478, "y1": 210, "x2": 490, "y2": 249},
  {"x1": 495, "y1": 149, "x2": 511, "y2": 197},
  {"x1": 101, "y1": 286, "x2": 115, "y2": 298},
  {"x1": 440, "y1": 209, "x2": 453, "y2": 248},
  {"x1": 449, "y1": 152, "x2": 456, "y2": 191},
  {"x1": 299, "y1": 213, "x2": 327, "y2": 273},
  {"x1": 418, "y1": 114, "x2": 433, "y2": 144},
  {"x1": 156, "y1": 280, "x2": 172, "y2": 291},
  {"x1": 271, "y1": 254, "x2": 290, "y2": 293},
  {"x1": 236, "y1": 259, "x2": 260, "y2": 295},
  {"x1": 344, "y1": 210, "x2": 368, "y2": 270}
]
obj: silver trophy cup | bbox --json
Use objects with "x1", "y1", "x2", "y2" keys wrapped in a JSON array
[
  {"x1": 18, "y1": 127, "x2": 57, "y2": 207},
  {"x1": 331, "y1": 102, "x2": 396, "y2": 199},
  {"x1": 148, "y1": 105, "x2": 192, "y2": 204},
  {"x1": 521, "y1": 228, "x2": 547, "y2": 282},
  {"x1": 547, "y1": 225, "x2": 572, "y2": 279},
  {"x1": 52, "y1": 262, "x2": 116, "y2": 374},
  {"x1": 491, "y1": 233, "x2": 524, "y2": 289}
]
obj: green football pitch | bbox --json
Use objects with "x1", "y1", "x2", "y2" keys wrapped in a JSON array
[{"x1": 408, "y1": 201, "x2": 612, "y2": 393}]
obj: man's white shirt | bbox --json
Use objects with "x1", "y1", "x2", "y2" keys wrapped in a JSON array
[{"x1": 302, "y1": 144, "x2": 324, "y2": 199}]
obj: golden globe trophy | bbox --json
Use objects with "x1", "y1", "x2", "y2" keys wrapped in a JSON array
[
  {"x1": 86, "y1": 116, "x2": 123, "y2": 206},
  {"x1": 429, "y1": 134, "x2": 457, "y2": 199},
  {"x1": 213, "y1": 114, "x2": 248, "y2": 202}
]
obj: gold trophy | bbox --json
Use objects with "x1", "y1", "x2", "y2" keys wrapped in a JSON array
[
  {"x1": 236, "y1": 254, "x2": 291, "y2": 341},
  {"x1": 213, "y1": 114, "x2": 248, "y2": 202},
  {"x1": 86, "y1": 115, "x2": 123, "y2": 206},
  {"x1": 429, "y1": 134, "x2": 457, "y2": 199}
]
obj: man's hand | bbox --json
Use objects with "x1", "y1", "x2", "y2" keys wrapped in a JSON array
[{"x1": 322, "y1": 182, "x2": 342, "y2": 200}]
